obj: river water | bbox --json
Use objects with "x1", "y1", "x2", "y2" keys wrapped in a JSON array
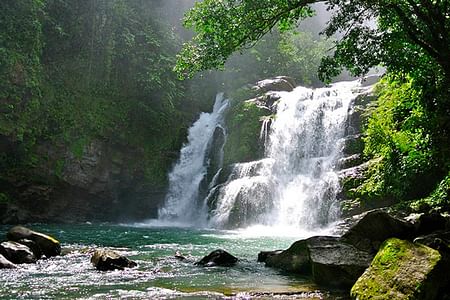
[{"x1": 0, "y1": 224, "x2": 344, "y2": 299}]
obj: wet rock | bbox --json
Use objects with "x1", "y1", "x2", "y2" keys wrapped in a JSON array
[
  {"x1": 7, "y1": 226, "x2": 61, "y2": 257},
  {"x1": 337, "y1": 154, "x2": 363, "y2": 170},
  {"x1": 0, "y1": 241, "x2": 36, "y2": 264},
  {"x1": 175, "y1": 250, "x2": 186, "y2": 261},
  {"x1": 257, "y1": 250, "x2": 283, "y2": 263},
  {"x1": 266, "y1": 236, "x2": 373, "y2": 288},
  {"x1": 254, "y1": 77, "x2": 295, "y2": 93},
  {"x1": 91, "y1": 249, "x2": 137, "y2": 271},
  {"x1": 351, "y1": 238, "x2": 450, "y2": 300},
  {"x1": 195, "y1": 249, "x2": 238, "y2": 267},
  {"x1": 265, "y1": 239, "x2": 310, "y2": 273},
  {"x1": 342, "y1": 210, "x2": 415, "y2": 253},
  {"x1": 17, "y1": 239, "x2": 42, "y2": 259},
  {"x1": 0, "y1": 253, "x2": 16, "y2": 269},
  {"x1": 342, "y1": 134, "x2": 364, "y2": 156}
]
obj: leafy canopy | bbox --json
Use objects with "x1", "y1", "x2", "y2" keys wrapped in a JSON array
[{"x1": 176, "y1": 0, "x2": 450, "y2": 83}]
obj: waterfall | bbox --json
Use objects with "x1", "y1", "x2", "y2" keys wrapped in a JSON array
[
  {"x1": 209, "y1": 80, "x2": 363, "y2": 229},
  {"x1": 158, "y1": 93, "x2": 229, "y2": 225}
]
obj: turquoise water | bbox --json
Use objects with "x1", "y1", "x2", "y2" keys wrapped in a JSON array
[{"x1": 0, "y1": 224, "x2": 342, "y2": 299}]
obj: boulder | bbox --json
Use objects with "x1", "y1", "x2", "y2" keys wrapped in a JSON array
[
  {"x1": 7, "y1": 226, "x2": 61, "y2": 257},
  {"x1": 0, "y1": 241, "x2": 37, "y2": 264},
  {"x1": 415, "y1": 212, "x2": 448, "y2": 235},
  {"x1": 254, "y1": 77, "x2": 295, "y2": 93},
  {"x1": 91, "y1": 249, "x2": 137, "y2": 271},
  {"x1": 17, "y1": 239, "x2": 42, "y2": 259},
  {"x1": 257, "y1": 250, "x2": 283, "y2": 263},
  {"x1": 266, "y1": 236, "x2": 373, "y2": 288},
  {"x1": 0, "y1": 253, "x2": 16, "y2": 269},
  {"x1": 308, "y1": 237, "x2": 373, "y2": 288},
  {"x1": 195, "y1": 249, "x2": 238, "y2": 267},
  {"x1": 351, "y1": 238, "x2": 450, "y2": 300},
  {"x1": 265, "y1": 239, "x2": 310, "y2": 273},
  {"x1": 414, "y1": 231, "x2": 450, "y2": 254},
  {"x1": 342, "y1": 210, "x2": 415, "y2": 253}
]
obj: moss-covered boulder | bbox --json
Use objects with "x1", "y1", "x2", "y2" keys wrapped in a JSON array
[{"x1": 351, "y1": 238, "x2": 450, "y2": 300}]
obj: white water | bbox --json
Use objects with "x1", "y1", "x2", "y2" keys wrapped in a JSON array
[
  {"x1": 158, "y1": 93, "x2": 229, "y2": 224},
  {"x1": 209, "y1": 80, "x2": 363, "y2": 230}
]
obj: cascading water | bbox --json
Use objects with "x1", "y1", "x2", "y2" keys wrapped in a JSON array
[
  {"x1": 209, "y1": 80, "x2": 364, "y2": 230},
  {"x1": 158, "y1": 93, "x2": 229, "y2": 225}
]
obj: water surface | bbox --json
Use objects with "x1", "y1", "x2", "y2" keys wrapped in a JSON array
[{"x1": 0, "y1": 224, "x2": 344, "y2": 299}]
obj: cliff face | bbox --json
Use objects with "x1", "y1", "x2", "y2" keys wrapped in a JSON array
[{"x1": 0, "y1": 138, "x2": 166, "y2": 224}]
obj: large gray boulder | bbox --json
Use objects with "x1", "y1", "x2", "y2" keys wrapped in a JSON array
[
  {"x1": 91, "y1": 249, "x2": 137, "y2": 271},
  {"x1": 0, "y1": 254, "x2": 16, "y2": 269},
  {"x1": 265, "y1": 236, "x2": 373, "y2": 288},
  {"x1": 7, "y1": 226, "x2": 61, "y2": 257},
  {"x1": 195, "y1": 249, "x2": 238, "y2": 267},
  {"x1": 0, "y1": 241, "x2": 36, "y2": 264},
  {"x1": 351, "y1": 238, "x2": 450, "y2": 300},
  {"x1": 342, "y1": 210, "x2": 415, "y2": 253}
]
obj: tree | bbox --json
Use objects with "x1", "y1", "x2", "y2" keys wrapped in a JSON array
[{"x1": 175, "y1": 0, "x2": 450, "y2": 84}]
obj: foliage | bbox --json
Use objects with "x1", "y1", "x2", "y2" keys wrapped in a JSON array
[
  {"x1": 354, "y1": 76, "x2": 439, "y2": 200},
  {"x1": 0, "y1": 0, "x2": 216, "y2": 188},
  {"x1": 410, "y1": 172, "x2": 450, "y2": 213},
  {"x1": 174, "y1": 0, "x2": 315, "y2": 79},
  {"x1": 223, "y1": 29, "x2": 333, "y2": 89}
]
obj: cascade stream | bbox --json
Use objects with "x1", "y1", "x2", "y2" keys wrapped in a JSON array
[{"x1": 159, "y1": 80, "x2": 365, "y2": 230}]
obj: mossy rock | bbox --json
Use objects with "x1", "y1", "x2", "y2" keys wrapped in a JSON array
[
  {"x1": 222, "y1": 101, "x2": 270, "y2": 166},
  {"x1": 351, "y1": 238, "x2": 450, "y2": 300}
]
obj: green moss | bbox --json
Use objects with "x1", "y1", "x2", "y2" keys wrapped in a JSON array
[
  {"x1": 223, "y1": 100, "x2": 270, "y2": 166},
  {"x1": 351, "y1": 238, "x2": 442, "y2": 299}
]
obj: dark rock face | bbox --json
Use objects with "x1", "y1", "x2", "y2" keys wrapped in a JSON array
[
  {"x1": 0, "y1": 254, "x2": 16, "y2": 269},
  {"x1": 0, "y1": 241, "x2": 36, "y2": 264},
  {"x1": 195, "y1": 249, "x2": 238, "y2": 267},
  {"x1": 91, "y1": 249, "x2": 137, "y2": 271},
  {"x1": 257, "y1": 250, "x2": 283, "y2": 263},
  {"x1": 415, "y1": 212, "x2": 448, "y2": 235},
  {"x1": 342, "y1": 210, "x2": 415, "y2": 253},
  {"x1": 0, "y1": 139, "x2": 166, "y2": 224},
  {"x1": 16, "y1": 239, "x2": 42, "y2": 259},
  {"x1": 7, "y1": 226, "x2": 61, "y2": 257},
  {"x1": 414, "y1": 231, "x2": 450, "y2": 253},
  {"x1": 265, "y1": 236, "x2": 373, "y2": 288},
  {"x1": 351, "y1": 238, "x2": 450, "y2": 300}
]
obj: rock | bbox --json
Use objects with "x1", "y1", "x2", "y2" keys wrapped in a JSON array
[
  {"x1": 266, "y1": 236, "x2": 373, "y2": 288},
  {"x1": 342, "y1": 134, "x2": 364, "y2": 156},
  {"x1": 257, "y1": 250, "x2": 283, "y2": 263},
  {"x1": 308, "y1": 237, "x2": 374, "y2": 288},
  {"x1": 0, "y1": 241, "x2": 36, "y2": 264},
  {"x1": 415, "y1": 212, "x2": 448, "y2": 235},
  {"x1": 91, "y1": 249, "x2": 137, "y2": 271},
  {"x1": 175, "y1": 250, "x2": 186, "y2": 261},
  {"x1": 351, "y1": 238, "x2": 450, "y2": 300},
  {"x1": 337, "y1": 154, "x2": 363, "y2": 170},
  {"x1": 254, "y1": 77, "x2": 295, "y2": 93},
  {"x1": 195, "y1": 249, "x2": 238, "y2": 267},
  {"x1": 7, "y1": 226, "x2": 61, "y2": 257},
  {"x1": 265, "y1": 239, "x2": 310, "y2": 273},
  {"x1": 414, "y1": 231, "x2": 450, "y2": 253},
  {"x1": 16, "y1": 239, "x2": 42, "y2": 259},
  {"x1": 0, "y1": 253, "x2": 16, "y2": 269},
  {"x1": 342, "y1": 210, "x2": 415, "y2": 253}
]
